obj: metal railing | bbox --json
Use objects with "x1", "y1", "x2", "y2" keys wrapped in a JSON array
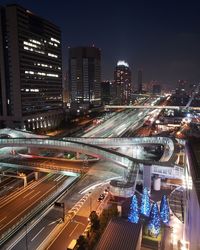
[{"x1": 152, "y1": 165, "x2": 184, "y2": 179}]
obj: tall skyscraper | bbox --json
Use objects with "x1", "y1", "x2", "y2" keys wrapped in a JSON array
[
  {"x1": 68, "y1": 46, "x2": 101, "y2": 109},
  {"x1": 0, "y1": 4, "x2": 63, "y2": 131},
  {"x1": 114, "y1": 60, "x2": 132, "y2": 104},
  {"x1": 176, "y1": 80, "x2": 187, "y2": 94},
  {"x1": 137, "y1": 70, "x2": 143, "y2": 93}
]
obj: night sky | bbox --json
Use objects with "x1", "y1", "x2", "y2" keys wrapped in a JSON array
[{"x1": 1, "y1": 0, "x2": 200, "y2": 87}]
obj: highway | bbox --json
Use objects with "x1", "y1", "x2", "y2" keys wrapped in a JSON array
[
  {"x1": 0, "y1": 95, "x2": 169, "y2": 249},
  {"x1": 81, "y1": 96, "x2": 164, "y2": 138},
  {"x1": 47, "y1": 184, "x2": 109, "y2": 250},
  {"x1": 0, "y1": 173, "x2": 69, "y2": 240},
  {"x1": 3, "y1": 160, "x2": 124, "y2": 250}
]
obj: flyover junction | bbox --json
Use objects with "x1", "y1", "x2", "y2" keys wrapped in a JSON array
[{"x1": 0, "y1": 134, "x2": 183, "y2": 197}]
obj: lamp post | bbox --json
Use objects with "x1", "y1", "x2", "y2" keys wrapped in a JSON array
[
  {"x1": 89, "y1": 192, "x2": 92, "y2": 213},
  {"x1": 62, "y1": 202, "x2": 65, "y2": 222},
  {"x1": 25, "y1": 223, "x2": 28, "y2": 250}
]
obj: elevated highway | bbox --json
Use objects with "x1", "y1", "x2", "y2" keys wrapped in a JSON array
[
  {"x1": 0, "y1": 137, "x2": 178, "y2": 168},
  {"x1": 64, "y1": 136, "x2": 179, "y2": 163},
  {"x1": 0, "y1": 136, "x2": 184, "y2": 199},
  {"x1": 0, "y1": 137, "x2": 182, "y2": 179},
  {"x1": 105, "y1": 105, "x2": 200, "y2": 111}
]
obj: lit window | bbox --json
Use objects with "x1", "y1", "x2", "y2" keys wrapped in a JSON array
[
  {"x1": 29, "y1": 39, "x2": 41, "y2": 45},
  {"x1": 37, "y1": 72, "x2": 46, "y2": 76},
  {"x1": 47, "y1": 73, "x2": 59, "y2": 78},
  {"x1": 48, "y1": 53, "x2": 58, "y2": 58},
  {"x1": 50, "y1": 37, "x2": 60, "y2": 44},
  {"x1": 23, "y1": 41, "x2": 38, "y2": 48},
  {"x1": 25, "y1": 70, "x2": 34, "y2": 75}
]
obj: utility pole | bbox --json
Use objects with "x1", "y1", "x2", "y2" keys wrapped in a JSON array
[
  {"x1": 89, "y1": 192, "x2": 92, "y2": 213},
  {"x1": 25, "y1": 223, "x2": 28, "y2": 250},
  {"x1": 63, "y1": 202, "x2": 65, "y2": 222}
]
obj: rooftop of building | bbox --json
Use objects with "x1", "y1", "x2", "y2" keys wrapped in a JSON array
[
  {"x1": 96, "y1": 218, "x2": 142, "y2": 250},
  {"x1": 4, "y1": 4, "x2": 60, "y2": 30}
]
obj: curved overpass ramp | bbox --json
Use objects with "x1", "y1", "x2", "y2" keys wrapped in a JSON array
[
  {"x1": 0, "y1": 137, "x2": 183, "y2": 198},
  {"x1": 0, "y1": 137, "x2": 177, "y2": 168},
  {"x1": 64, "y1": 136, "x2": 179, "y2": 163}
]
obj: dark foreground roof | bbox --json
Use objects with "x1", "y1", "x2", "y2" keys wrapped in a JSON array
[{"x1": 96, "y1": 218, "x2": 142, "y2": 250}]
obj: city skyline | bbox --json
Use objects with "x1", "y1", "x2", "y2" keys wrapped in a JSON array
[{"x1": 1, "y1": 0, "x2": 200, "y2": 86}]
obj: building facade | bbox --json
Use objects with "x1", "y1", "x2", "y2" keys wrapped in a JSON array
[
  {"x1": 0, "y1": 4, "x2": 63, "y2": 131},
  {"x1": 184, "y1": 140, "x2": 200, "y2": 250},
  {"x1": 68, "y1": 46, "x2": 101, "y2": 109},
  {"x1": 152, "y1": 84, "x2": 161, "y2": 95},
  {"x1": 101, "y1": 81, "x2": 111, "y2": 105},
  {"x1": 137, "y1": 70, "x2": 142, "y2": 93},
  {"x1": 114, "y1": 61, "x2": 131, "y2": 105}
]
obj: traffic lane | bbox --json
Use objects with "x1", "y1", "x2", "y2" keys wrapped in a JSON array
[
  {"x1": 0, "y1": 174, "x2": 59, "y2": 208},
  {"x1": 11, "y1": 208, "x2": 63, "y2": 250},
  {"x1": 0, "y1": 175, "x2": 67, "y2": 236},
  {"x1": 0, "y1": 182, "x2": 54, "y2": 235},
  {"x1": 48, "y1": 186, "x2": 108, "y2": 250},
  {"x1": 48, "y1": 215, "x2": 88, "y2": 250},
  {"x1": 7, "y1": 161, "x2": 120, "y2": 250}
]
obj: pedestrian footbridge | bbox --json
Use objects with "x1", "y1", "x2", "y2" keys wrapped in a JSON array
[
  {"x1": 64, "y1": 136, "x2": 179, "y2": 163},
  {"x1": 0, "y1": 137, "x2": 181, "y2": 173},
  {"x1": 0, "y1": 137, "x2": 184, "y2": 197}
]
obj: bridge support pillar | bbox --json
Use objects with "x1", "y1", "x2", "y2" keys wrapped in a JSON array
[
  {"x1": 143, "y1": 165, "x2": 152, "y2": 193},
  {"x1": 34, "y1": 172, "x2": 39, "y2": 180},
  {"x1": 23, "y1": 176, "x2": 27, "y2": 187},
  {"x1": 28, "y1": 147, "x2": 39, "y2": 155},
  {"x1": 76, "y1": 152, "x2": 80, "y2": 159}
]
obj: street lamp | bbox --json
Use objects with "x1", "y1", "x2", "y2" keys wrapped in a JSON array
[
  {"x1": 89, "y1": 192, "x2": 92, "y2": 213},
  {"x1": 25, "y1": 223, "x2": 28, "y2": 250}
]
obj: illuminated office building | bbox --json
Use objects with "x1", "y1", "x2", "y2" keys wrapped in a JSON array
[
  {"x1": 114, "y1": 60, "x2": 132, "y2": 104},
  {"x1": 0, "y1": 4, "x2": 63, "y2": 130},
  {"x1": 68, "y1": 46, "x2": 101, "y2": 108}
]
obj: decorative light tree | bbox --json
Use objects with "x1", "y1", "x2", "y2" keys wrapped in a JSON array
[
  {"x1": 141, "y1": 187, "x2": 151, "y2": 217},
  {"x1": 128, "y1": 194, "x2": 139, "y2": 223},
  {"x1": 148, "y1": 202, "x2": 161, "y2": 237},
  {"x1": 160, "y1": 195, "x2": 170, "y2": 224}
]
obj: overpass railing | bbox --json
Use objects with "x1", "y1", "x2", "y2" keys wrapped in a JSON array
[
  {"x1": 152, "y1": 165, "x2": 184, "y2": 179},
  {"x1": 0, "y1": 137, "x2": 177, "y2": 168}
]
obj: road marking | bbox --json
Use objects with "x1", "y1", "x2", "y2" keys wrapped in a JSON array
[
  {"x1": 0, "y1": 216, "x2": 7, "y2": 223},
  {"x1": 29, "y1": 191, "x2": 41, "y2": 200},
  {"x1": 48, "y1": 220, "x2": 59, "y2": 226},
  {"x1": 31, "y1": 226, "x2": 45, "y2": 242},
  {"x1": 69, "y1": 224, "x2": 79, "y2": 237},
  {"x1": 0, "y1": 180, "x2": 58, "y2": 232},
  {"x1": 23, "y1": 189, "x2": 35, "y2": 199}
]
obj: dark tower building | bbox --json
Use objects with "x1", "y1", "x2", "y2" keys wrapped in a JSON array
[
  {"x1": 114, "y1": 61, "x2": 132, "y2": 104},
  {"x1": 100, "y1": 81, "x2": 116, "y2": 105},
  {"x1": 0, "y1": 4, "x2": 63, "y2": 130},
  {"x1": 68, "y1": 46, "x2": 101, "y2": 109},
  {"x1": 176, "y1": 80, "x2": 187, "y2": 94},
  {"x1": 137, "y1": 70, "x2": 143, "y2": 93}
]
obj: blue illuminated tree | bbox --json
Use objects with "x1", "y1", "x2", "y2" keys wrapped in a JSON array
[
  {"x1": 128, "y1": 194, "x2": 139, "y2": 223},
  {"x1": 148, "y1": 202, "x2": 161, "y2": 237},
  {"x1": 160, "y1": 195, "x2": 170, "y2": 224},
  {"x1": 141, "y1": 187, "x2": 151, "y2": 217}
]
